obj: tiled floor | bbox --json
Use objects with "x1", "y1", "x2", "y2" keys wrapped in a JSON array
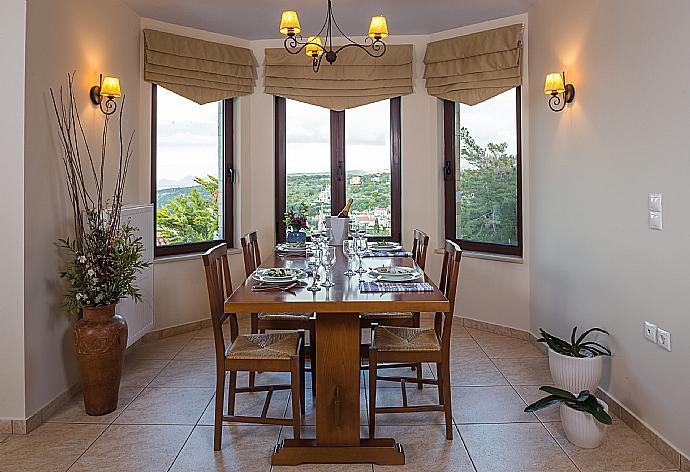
[{"x1": 0, "y1": 319, "x2": 679, "y2": 472}]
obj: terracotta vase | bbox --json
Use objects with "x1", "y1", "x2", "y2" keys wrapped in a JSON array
[{"x1": 73, "y1": 304, "x2": 128, "y2": 416}]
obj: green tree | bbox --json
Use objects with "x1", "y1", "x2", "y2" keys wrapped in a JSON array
[
  {"x1": 157, "y1": 176, "x2": 219, "y2": 244},
  {"x1": 457, "y1": 128, "x2": 517, "y2": 245}
]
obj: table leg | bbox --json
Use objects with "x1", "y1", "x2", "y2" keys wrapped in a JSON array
[{"x1": 271, "y1": 313, "x2": 405, "y2": 466}]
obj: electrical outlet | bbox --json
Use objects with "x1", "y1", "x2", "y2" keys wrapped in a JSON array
[
  {"x1": 644, "y1": 321, "x2": 657, "y2": 342},
  {"x1": 657, "y1": 328, "x2": 671, "y2": 351}
]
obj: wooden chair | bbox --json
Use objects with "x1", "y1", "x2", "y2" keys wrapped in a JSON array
[
  {"x1": 202, "y1": 243, "x2": 305, "y2": 451},
  {"x1": 360, "y1": 229, "x2": 430, "y2": 384},
  {"x1": 368, "y1": 239, "x2": 462, "y2": 440},
  {"x1": 241, "y1": 231, "x2": 316, "y2": 395}
]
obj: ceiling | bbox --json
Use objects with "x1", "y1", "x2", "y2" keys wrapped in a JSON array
[{"x1": 122, "y1": 0, "x2": 534, "y2": 40}]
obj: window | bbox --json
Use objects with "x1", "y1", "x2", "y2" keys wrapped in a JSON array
[
  {"x1": 151, "y1": 85, "x2": 234, "y2": 256},
  {"x1": 443, "y1": 88, "x2": 522, "y2": 256},
  {"x1": 276, "y1": 97, "x2": 401, "y2": 241}
]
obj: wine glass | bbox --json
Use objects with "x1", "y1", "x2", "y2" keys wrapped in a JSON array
[
  {"x1": 320, "y1": 246, "x2": 336, "y2": 287},
  {"x1": 322, "y1": 228, "x2": 334, "y2": 247},
  {"x1": 348, "y1": 220, "x2": 359, "y2": 239},
  {"x1": 342, "y1": 239, "x2": 357, "y2": 276},
  {"x1": 306, "y1": 246, "x2": 321, "y2": 292},
  {"x1": 355, "y1": 236, "x2": 368, "y2": 274}
]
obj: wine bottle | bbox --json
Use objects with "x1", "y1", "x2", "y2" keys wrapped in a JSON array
[{"x1": 337, "y1": 197, "x2": 353, "y2": 218}]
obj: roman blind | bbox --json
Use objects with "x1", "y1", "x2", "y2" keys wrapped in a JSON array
[
  {"x1": 143, "y1": 29, "x2": 257, "y2": 104},
  {"x1": 263, "y1": 44, "x2": 413, "y2": 111},
  {"x1": 424, "y1": 24, "x2": 523, "y2": 105}
]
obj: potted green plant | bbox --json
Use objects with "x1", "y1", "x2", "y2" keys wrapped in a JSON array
[
  {"x1": 538, "y1": 327, "x2": 611, "y2": 394},
  {"x1": 284, "y1": 204, "x2": 309, "y2": 243},
  {"x1": 525, "y1": 386, "x2": 612, "y2": 448},
  {"x1": 52, "y1": 74, "x2": 149, "y2": 415}
]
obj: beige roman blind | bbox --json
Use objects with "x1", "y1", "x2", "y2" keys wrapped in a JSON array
[
  {"x1": 143, "y1": 29, "x2": 258, "y2": 104},
  {"x1": 264, "y1": 45, "x2": 413, "y2": 111},
  {"x1": 424, "y1": 24, "x2": 523, "y2": 105}
]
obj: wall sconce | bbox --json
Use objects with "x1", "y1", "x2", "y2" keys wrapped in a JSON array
[
  {"x1": 544, "y1": 71, "x2": 575, "y2": 112},
  {"x1": 89, "y1": 74, "x2": 121, "y2": 115}
]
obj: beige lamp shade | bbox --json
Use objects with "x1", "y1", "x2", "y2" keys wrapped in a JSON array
[
  {"x1": 544, "y1": 72, "x2": 565, "y2": 95},
  {"x1": 280, "y1": 11, "x2": 301, "y2": 35},
  {"x1": 100, "y1": 76, "x2": 121, "y2": 97},
  {"x1": 368, "y1": 15, "x2": 388, "y2": 39},
  {"x1": 305, "y1": 36, "x2": 324, "y2": 57}
]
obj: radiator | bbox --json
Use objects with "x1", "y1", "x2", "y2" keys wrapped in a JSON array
[{"x1": 116, "y1": 204, "x2": 155, "y2": 346}]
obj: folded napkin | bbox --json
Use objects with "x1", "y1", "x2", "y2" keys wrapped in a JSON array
[
  {"x1": 360, "y1": 282, "x2": 434, "y2": 293},
  {"x1": 362, "y1": 250, "x2": 412, "y2": 258}
]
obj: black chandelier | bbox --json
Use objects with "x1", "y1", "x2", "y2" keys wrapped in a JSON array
[{"x1": 279, "y1": 0, "x2": 389, "y2": 73}]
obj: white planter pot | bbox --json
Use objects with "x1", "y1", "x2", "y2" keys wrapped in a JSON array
[
  {"x1": 560, "y1": 400, "x2": 608, "y2": 449},
  {"x1": 548, "y1": 348, "x2": 603, "y2": 394}
]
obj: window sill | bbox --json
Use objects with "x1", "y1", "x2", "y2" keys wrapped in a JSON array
[
  {"x1": 154, "y1": 247, "x2": 242, "y2": 265},
  {"x1": 433, "y1": 248, "x2": 524, "y2": 264}
]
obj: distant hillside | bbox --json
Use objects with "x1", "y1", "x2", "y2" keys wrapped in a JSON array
[{"x1": 157, "y1": 185, "x2": 211, "y2": 209}]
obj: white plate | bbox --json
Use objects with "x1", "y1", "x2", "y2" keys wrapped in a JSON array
[
  {"x1": 370, "y1": 272, "x2": 423, "y2": 282},
  {"x1": 370, "y1": 266, "x2": 418, "y2": 277},
  {"x1": 370, "y1": 242, "x2": 403, "y2": 251},
  {"x1": 276, "y1": 243, "x2": 307, "y2": 253},
  {"x1": 252, "y1": 268, "x2": 305, "y2": 283}
]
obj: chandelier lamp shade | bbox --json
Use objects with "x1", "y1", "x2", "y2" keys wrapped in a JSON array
[
  {"x1": 89, "y1": 74, "x2": 121, "y2": 115},
  {"x1": 544, "y1": 71, "x2": 575, "y2": 112},
  {"x1": 279, "y1": 0, "x2": 388, "y2": 72}
]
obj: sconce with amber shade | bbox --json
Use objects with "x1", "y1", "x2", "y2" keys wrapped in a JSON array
[
  {"x1": 90, "y1": 74, "x2": 121, "y2": 115},
  {"x1": 544, "y1": 72, "x2": 575, "y2": 112}
]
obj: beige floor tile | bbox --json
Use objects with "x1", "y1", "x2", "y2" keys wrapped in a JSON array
[
  {"x1": 45, "y1": 387, "x2": 142, "y2": 424},
  {"x1": 198, "y1": 390, "x2": 290, "y2": 426},
  {"x1": 0, "y1": 434, "x2": 8, "y2": 443},
  {"x1": 545, "y1": 421, "x2": 678, "y2": 472},
  {"x1": 0, "y1": 423, "x2": 106, "y2": 472},
  {"x1": 514, "y1": 385, "x2": 560, "y2": 422},
  {"x1": 174, "y1": 338, "x2": 216, "y2": 360},
  {"x1": 272, "y1": 426, "x2": 373, "y2": 472},
  {"x1": 374, "y1": 424, "x2": 474, "y2": 471},
  {"x1": 448, "y1": 356, "x2": 509, "y2": 387},
  {"x1": 149, "y1": 359, "x2": 216, "y2": 388},
  {"x1": 372, "y1": 383, "x2": 447, "y2": 426},
  {"x1": 286, "y1": 389, "x2": 369, "y2": 426},
  {"x1": 493, "y1": 357, "x2": 553, "y2": 385},
  {"x1": 468, "y1": 329, "x2": 544, "y2": 358},
  {"x1": 120, "y1": 357, "x2": 169, "y2": 388},
  {"x1": 170, "y1": 424, "x2": 279, "y2": 472},
  {"x1": 363, "y1": 364, "x2": 435, "y2": 388},
  {"x1": 451, "y1": 386, "x2": 538, "y2": 424},
  {"x1": 115, "y1": 387, "x2": 213, "y2": 425},
  {"x1": 126, "y1": 333, "x2": 193, "y2": 360},
  {"x1": 69, "y1": 424, "x2": 192, "y2": 472},
  {"x1": 459, "y1": 423, "x2": 578, "y2": 472}
]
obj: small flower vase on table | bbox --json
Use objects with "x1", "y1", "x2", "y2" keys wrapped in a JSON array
[
  {"x1": 287, "y1": 227, "x2": 307, "y2": 243},
  {"x1": 284, "y1": 204, "x2": 308, "y2": 243}
]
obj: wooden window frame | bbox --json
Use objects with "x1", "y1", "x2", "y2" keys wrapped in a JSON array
[
  {"x1": 151, "y1": 84, "x2": 235, "y2": 257},
  {"x1": 443, "y1": 88, "x2": 523, "y2": 257},
  {"x1": 275, "y1": 96, "x2": 402, "y2": 243}
]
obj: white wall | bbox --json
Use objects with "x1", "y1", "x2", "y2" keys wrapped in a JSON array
[
  {"x1": 529, "y1": 0, "x2": 690, "y2": 456},
  {"x1": 150, "y1": 16, "x2": 532, "y2": 333},
  {"x1": 22, "y1": 0, "x2": 142, "y2": 416},
  {"x1": 0, "y1": 0, "x2": 27, "y2": 420}
]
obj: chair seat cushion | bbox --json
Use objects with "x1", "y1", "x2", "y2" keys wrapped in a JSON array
[
  {"x1": 361, "y1": 311, "x2": 413, "y2": 320},
  {"x1": 226, "y1": 332, "x2": 300, "y2": 360},
  {"x1": 373, "y1": 326, "x2": 440, "y2": 352},
  {"x1": 258, "y1": 312, "x2": 312, "y2": 321}
]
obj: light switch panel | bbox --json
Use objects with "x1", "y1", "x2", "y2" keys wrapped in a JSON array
[
  {"x1": 649, "y1": 211, "x2": 662, "y2": 230},
  {"x1": 649, "y1": 193, "x2": 662, "y2": 212}
]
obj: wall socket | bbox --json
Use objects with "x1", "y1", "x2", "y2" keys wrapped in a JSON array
[
  {"x1": 657, "y1": 328, "x2": 671, "y2": 351},
  {"x1": 644, "y1": 321, "x2": 657, "y2": 342}
]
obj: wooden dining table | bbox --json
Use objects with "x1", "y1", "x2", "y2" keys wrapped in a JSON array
[{"x1": 224, "y1": 247, "x2": 450, "y2": 466}]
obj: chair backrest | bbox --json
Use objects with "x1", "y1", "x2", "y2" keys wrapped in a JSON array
[
  {"x1": 435, "y1": 240, "x2": 462, "y2": 355},
  {"x1": 411, "y1": 229, "x2": 430, "y2": 270},
  {"x1": 202, "y1": 243, "x2": 237, "y2": 360},
  {"x1": 240, "y1": 231, "x2": 262, "y2": 277}
]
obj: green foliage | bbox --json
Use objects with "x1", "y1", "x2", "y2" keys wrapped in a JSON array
[
  {"x1": 524, "y1": 386, "x2": 613, "y2": 425},
  {"x1": 457, "y1": 127, "x2": 518, "y2": 245},
  {"x1": 156, "y1": 175, "x2": 220, "y2": 244},
  {"x1": 59, "y1": 211, "x2": 150, "y2": 316},
  {"x1": 538, "y1": 327, "x2": 611, "y2": 357}
]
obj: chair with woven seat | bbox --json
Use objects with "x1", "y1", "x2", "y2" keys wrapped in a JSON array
[
  {"x1": 241, "y1": 231, "x2": 316, "y2": 394},
  {"x1": 368, "y1": 239, "x2": 462, "y2": 440},
  {"x1": 202, "y1": 243, "x2": 305, "y2": 451}
]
